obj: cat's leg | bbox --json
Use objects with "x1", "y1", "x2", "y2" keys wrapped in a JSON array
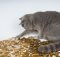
[
  {"x1": 16, "y1": 30, "x2": 28, "y2": 39},
  {"x1": 38, "y1": 31, "x2": 52, "y2": 42},
  {"x1": 16, "y1": 30, "x2": 38, "y2": 39}
]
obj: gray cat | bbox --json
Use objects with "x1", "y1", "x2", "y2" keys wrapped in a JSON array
[{"x1": 16, "y1": 11, "x2": 60, "y2": 53}]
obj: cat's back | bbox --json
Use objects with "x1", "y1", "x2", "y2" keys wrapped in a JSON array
[
  {"x1": 34, "y1": 11, "x2": 60, "y2": 16},
  {"x1": 32, "y1": 11, "x2": 60, "y2": 24}
]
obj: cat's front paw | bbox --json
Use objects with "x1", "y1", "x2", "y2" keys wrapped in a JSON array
[{"x1": 15, "y1": 36, "x2": 21, "y2": 40}]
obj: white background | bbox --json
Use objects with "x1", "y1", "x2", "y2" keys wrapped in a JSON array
[{"x1": 0, "y1": 0, "x2": 60, "y2": 40}]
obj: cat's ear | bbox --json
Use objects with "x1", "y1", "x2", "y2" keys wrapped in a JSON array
[{"x1": 19, "y1": 18, "x2": 22, "y2": 25}]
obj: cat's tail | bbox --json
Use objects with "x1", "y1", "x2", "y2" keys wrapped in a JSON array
[{"x1": 38, "y1": 41, "x2": 60, "y2": 53}]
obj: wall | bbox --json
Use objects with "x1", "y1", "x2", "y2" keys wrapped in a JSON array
[{"x1": 0, "y1": 0, "x2": 60, "y2": 40}]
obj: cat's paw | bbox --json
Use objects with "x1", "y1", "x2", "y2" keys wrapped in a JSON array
[
  {"x1": 38, "y1": 44, "x2": 57, "y2": 53},
  {"x1": 38, "y1": 45, "x2": 50, "y2": 53}
]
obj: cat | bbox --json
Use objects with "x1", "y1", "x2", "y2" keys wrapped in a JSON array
[{"x1": 16, "y1": 11, "x2": 60, "y2": 53}]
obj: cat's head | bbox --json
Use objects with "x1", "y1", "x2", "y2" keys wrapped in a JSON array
[{"x1": 19, "y1": 14, "x2": 33, "y2": 30}]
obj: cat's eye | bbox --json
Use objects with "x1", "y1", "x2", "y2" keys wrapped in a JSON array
[{"x1": 22, "y1": 23, "x2": 24, "y2": 27}]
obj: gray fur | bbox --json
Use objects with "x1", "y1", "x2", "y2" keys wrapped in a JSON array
[
  {"x1": 16, "y1": 11, "x2": 60, "y2": 52},
  {"x1": 17, "y1": 11, "x2": 60, "y2": 41}
]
